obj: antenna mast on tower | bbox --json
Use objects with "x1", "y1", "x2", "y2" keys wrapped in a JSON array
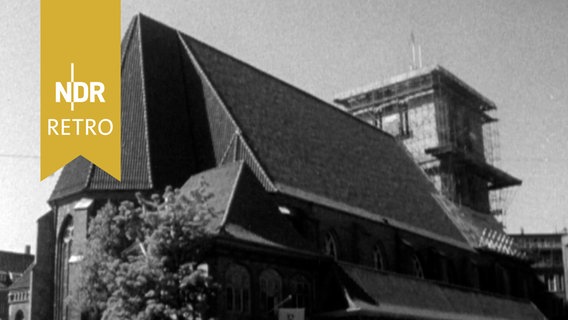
[{"x1": 410, "y1": 32, "x2": 423, "y2": 70}]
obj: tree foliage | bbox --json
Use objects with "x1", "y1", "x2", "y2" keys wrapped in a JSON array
[{"x1": 78, "y1": 184, "x2": 218, "y2": 320}]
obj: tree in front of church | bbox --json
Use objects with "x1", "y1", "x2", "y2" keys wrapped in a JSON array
[{"x1": 77, "y1": 183, "x2": 218, "y2": 320}]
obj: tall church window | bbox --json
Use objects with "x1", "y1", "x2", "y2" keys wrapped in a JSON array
[
  {"x1": 225, "y1": 264, "x2": 250, "y2": 313},
  {"x1": 56, "y1": 216, "x2": 74, "y2": 320},
  {"x1": 373, "y1": 242, "x2": 386, "y2": 270},
  {"x1": 324, "y1": 232, "x2": 338, "y2": 259},
  {"x1": 412, "y1": 254, "x2": 424, "y2": 279},
  {"x1": 259, "y1": 269, "x2": 282, "y2": 313},
  {"x1": 290, "y1": 275, "x2": 310, "y2": 309}
]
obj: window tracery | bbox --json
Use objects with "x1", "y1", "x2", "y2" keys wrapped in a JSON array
[{"x1": 225, "y1": 264, "x2": 250, "y2": 313}]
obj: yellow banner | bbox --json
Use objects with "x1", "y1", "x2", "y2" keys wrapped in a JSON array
[{"x1": 41, "y1": 0, "x2": 121, "y2": 181}]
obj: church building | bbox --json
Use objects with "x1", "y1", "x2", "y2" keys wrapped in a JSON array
[{"x1": 34, "y1": 14, "x2": 554, "y2": 320}]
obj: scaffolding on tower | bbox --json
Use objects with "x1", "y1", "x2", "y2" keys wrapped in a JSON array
[{"x1": 335, "y1": 66, "x2": 521, "y2": 224}]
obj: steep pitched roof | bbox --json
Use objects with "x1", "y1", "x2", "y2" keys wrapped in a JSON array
[
  {"x1": 50, "y1": 14, "x2": 469, "y2": 249},
  {"x1": 178, "y1": 161, "x2": 315, "y2": 252},
  {"x1": 325, "y1": 262, "x2": 546, "y2": 320},
  {"x1": 50, "y1": 15, "x2": 199, "y2": 201},
  {"x1": 0, "y1": 251, "x2": 34, "y2": 274},
  {"x1": 175, "y1": 18, "x2": 468, "y2": 247}
]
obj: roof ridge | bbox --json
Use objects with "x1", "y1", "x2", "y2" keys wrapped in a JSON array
[
  {"x1": 235, "y1": 134, "x2": 277, "y2": 191},
  {"x1": 170, "y1": 19, "x2": 397, "y2": 143},
  {"x1": 177, "y1": 31, "x2": 277, "y2": 192},
  {"x1": 175, "y1": 30, "x2": 242, "y2": 140},
  {"x1": 121, "y1": 14, "x2": 138, "y2": 68},
  {"x1": 136, "y1": 15, "x2": 154, "y2": 189},
  {"x1": 218, "y1": 132, "x2": 239, "y2": 165},
  {"x1": 218, "y1": 161, "x2": 245, "y2": 229},
  {"x1": 0, "y1": 250, "x2": 33, "y2": 257},
  {"x1": 84, "y1": 160, "x2": 94, "y2": 191}
]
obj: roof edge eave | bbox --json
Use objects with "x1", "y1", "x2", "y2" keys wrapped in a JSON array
[
  {"x1": 274, "y1": 183, "x2": 474, "y2": 252},
  {"x1": 214, "y1": 234, "x2": 325, "y2": 261}
]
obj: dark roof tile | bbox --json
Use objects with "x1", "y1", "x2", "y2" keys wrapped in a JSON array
[
  {"x1": 9, "y1": 264, "x2": 33, "y2": 290},
  {"x1": 0, "y1": 251, "x2": 34, "y2": 274},
  {"x1": 178, "y1": 25, "x2": 468, "y2": 246},
  {"x1": 333, "y1": 262, "x2": 546, "y2": 320},
  {"x1": 88, "y1": 18, "x2": 153, "y2": 192}
]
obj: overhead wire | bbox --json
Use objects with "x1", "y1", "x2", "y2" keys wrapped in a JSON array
[{"x1": 0, "y1": 153, "x2": 39, "y2": 159}]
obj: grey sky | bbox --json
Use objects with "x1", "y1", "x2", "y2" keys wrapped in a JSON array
[{"x1": 1, "y1": 0, "x2": 567, "y2": 253}]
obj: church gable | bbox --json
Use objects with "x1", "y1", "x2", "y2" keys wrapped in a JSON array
[{"x1": 178, "y1": 161, "x2": 314, "y2": 252}]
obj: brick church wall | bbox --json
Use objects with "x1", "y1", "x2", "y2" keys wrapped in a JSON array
[{"x1": 31, "y1": 211, "x2": 56, "y2": 320}]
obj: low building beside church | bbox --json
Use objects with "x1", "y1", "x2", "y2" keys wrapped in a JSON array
[
  {"x1": 0, "y1": 249, "x2": 34, "y2": 320},
  {"x1": 510, "y1": 231, "x2": 568, "y2": 319},
  {"x1": 8, "y1": 265, "x2": 32, "y2": 320}
]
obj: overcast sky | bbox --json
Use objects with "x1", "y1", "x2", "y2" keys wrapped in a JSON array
[{"x1": 1, "y1": 1, "x2": 567, "y2": 253}]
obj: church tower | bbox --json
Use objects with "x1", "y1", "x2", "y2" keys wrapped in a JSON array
[{"x1": 334, "y1": 66, "x2": 521, "y2": 215}]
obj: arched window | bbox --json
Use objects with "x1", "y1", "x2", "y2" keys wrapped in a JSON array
[
  {"x1": 373, "y1": 242, "x2": 386, "y2": 270},
  {"x1": 412, "y1": 254, "x2": 424, "y2": 279},
  {"x1": 56, "y1": 216, "x2": 74, "y2": 320},
  {"x1": 324, "y1": 232, "x2": 338, "y2": 259},
  {"x1": 15, "y1": 310, "x2": 24, "y2": 320},
  {"x1": 290, "y1": 275, "x2": 310, "y2": 309},
  {"x1": 225, "y1": 264, "x2": 250, "y2": 313},
  {"x1": 259, "y1": 269, "x2": 282, "y2": 313}
]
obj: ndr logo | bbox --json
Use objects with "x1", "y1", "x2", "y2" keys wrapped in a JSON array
[
  {"x1": 55, "y1": 63, "x2": 105, "y2": 111},
  {"x1": 48, "y1": 63, "x2": 113, "y2": 137}
]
